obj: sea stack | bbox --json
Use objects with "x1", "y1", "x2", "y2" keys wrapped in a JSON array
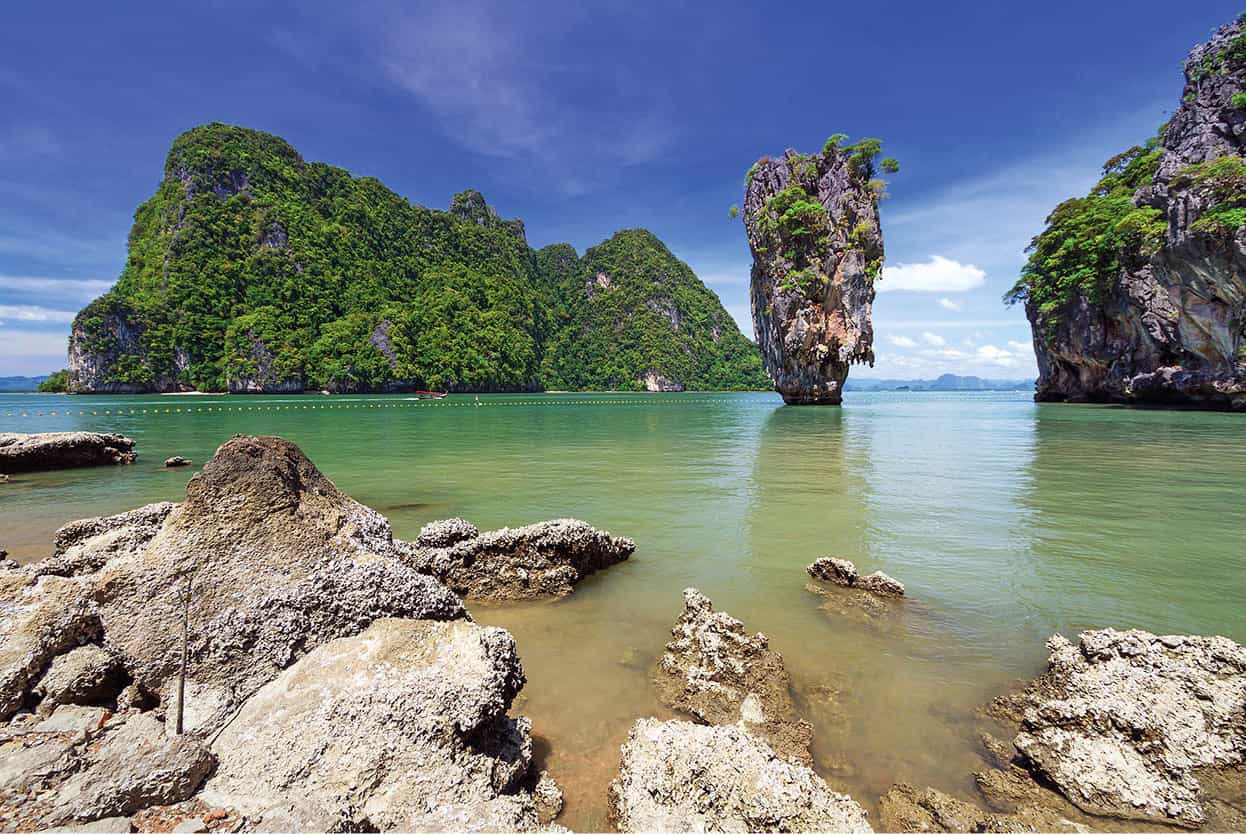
[
  {"x1": 1012, "y1": 16, "x2": 1246, "y2": 410},
  {"x1": 743, "y1": 138, "x2": 890, "y2": 404}
]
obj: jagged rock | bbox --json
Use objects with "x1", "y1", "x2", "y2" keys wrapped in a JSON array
[
  {"x1": 878, "y1": 783, "x2": 1082, "y2": 833},
  {"x1": 609, "y1": 718, "x2": 872, "y2": 833},
  {"x1": 33, "y1": 647, "x2": 123, "y2": 711},
  {"x1": 0, "y1": 433, "x2": 137, "y2": 474},
  {"x1": 163, "y1": 456, "x2": 190, "y2": 468},
  {"x1": 1004, "y1": 629, "x2": 1246, "y2": 826},
  {"x1": 200, "y1": 618, "x2": 556, "y2": 832},
  {"x1": 414, "y1": 517, "x2": 480, "y2": 548},
  {"x1": 532, "y1": 771, "x2": 564, "y2": 825},
  {"x1": 743, "y1": 144, "x2": 883, "y2": 404},
  {"x1": 402, "y1": 518, "x2": 634, "y2": 601},
  {"x1": 653, "y1": 588, "x2": 813, "y2": 765},
  {"x1": 35, "y1": 503, "x2": 175, "y2": 579},
  {"x1": 88, "y1": 435, "x2": 466, "y2": 733},
  {"x1": 807, "y1": 557, "x2": 904, "y2": 597},
  {"x1": 1023, "y1": 18, "x2": 1246, "y2": 410},
  {"x1": 46, "y1": 712, "x2": 213, "y2": 826}
]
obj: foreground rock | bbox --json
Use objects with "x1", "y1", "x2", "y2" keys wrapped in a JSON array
[
  {"x1": 653, "y1": 588, "x2": 812, "y2": 764},
  {"x1": 1017, "y1": 17, "x2": 1246, "y2": 410},
  {"x1": 878, "y1": 783, "x2": 1082, "y2": 833},
  {"x1": 991, "y1": 628, "x2": 1246, "y2": 827},
  {"x1": 0, "y1": 433, "x2": 136, "y2": 474},
  {"x1": 201, "y1": 618, "x2": 556, "y2": 831},
  {"x1": 403, "y1": 516, "x2": 634, "y2": 601},
  {"x1": 743, "y1": 138, "x2": 892, "y2": 404},
  {"x1": 610, "y1": 718, "x2": 871, "y2": 833}
]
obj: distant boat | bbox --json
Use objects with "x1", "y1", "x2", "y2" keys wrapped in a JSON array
[{"x1": 415, "y1": 390, "x2": 448, "y2": 400}]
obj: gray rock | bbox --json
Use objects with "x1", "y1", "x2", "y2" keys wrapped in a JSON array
[
  {"x1": 1024, "y1": 17, "x2": 1246, "y2": 411},
  {"x1": 609, "y1": 718, "x2": 872, "y2": 832},
  {"x1": 170, "y1": 819, "x2": 207, "y2": 833},
  {"x1": 163, "y1": 456, "x2": 191, "y2": 468},
  {"x1": 47, "y1": 712, "x2": 213, "y2": 825},
  {"x1": 743, "y1": 144, "x2": 882, "y2": 405},
  {"x1": 34, "y1": 646, "x2": 123, "y2": 710},
  {"x1": 41, "y1": 817, "x2": 133, "y2": 833},
  {"x1": 200, "y1": 617, "x2": 556, "y2": 832},
  {"x1": 0, "y1": 731, "x2": 78, "y2": 793},
  {"x1": 807, "y1": 556, "x2": 858, "y2": 586},
  {"x1": 34, "y1": 705, "x2": 110, "y2": 734},
  {"x1": 414, "y1": 517, "x2": 480, "y2": 548},
  {"x1": 0, "y1": 432, "x2": 137, "y2": 474},
  {"x1": 91, "y1": 435, "x2": 465, "y2": 733},
  {"x1": 402, "y1": 517, "x2": 635, "y2": 601},
  {"x1": 1007, "y1": 629, "x2": 1246, "y2": 826},
  {"x1": 38, "y1": 502, "x2": 176, "y2": 579},
  {"x1": 653, "y1": 588, "x2": 813, "y2": 765},
  {"x1": 857, "y1": 570, "x2": 905, "y2": 597}
]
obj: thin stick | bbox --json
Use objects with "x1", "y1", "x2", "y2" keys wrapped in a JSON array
[{"x1": 175, "y1": 572, "x2": 192, "y2": 735}]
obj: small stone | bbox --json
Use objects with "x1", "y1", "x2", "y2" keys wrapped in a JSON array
[
  {"x1": 857, "y1": 570, "x2": 905, "y2": 597},
  {"x1": 171, "y1": 819, "x2": 208, "y2": 833},
  {"x1": 35, "y1": 704, "x2": 110, "y2": 734},
  {"x1": 164, "y1": 456, "x2": 191, "y2": 468},
  {"x1": 807, "y1": 557, "x2": 858, "y2": 586}
]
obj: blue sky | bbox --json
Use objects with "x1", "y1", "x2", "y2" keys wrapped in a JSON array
[{"x1": 1, "y1": 0, "x2": 1239, "y2": 377}]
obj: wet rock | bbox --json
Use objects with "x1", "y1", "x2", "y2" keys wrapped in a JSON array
[
  {"x1": 609, "y1": 718, "x2": 872, "y2": 832},
  {"x1": 38, "y1": 503, "x2": 176, "y2": 579},
  {"x1": 653, "y1": 588, "x2": 813, "y2": 765},
  {"x1": 33, "y1": 646, "x2": 124, "y2": 711},
  {"x1": 200, "y1": 617, "x2": 556, "y2": 832},
  {"x1": 0, "y1": 432, "x2": 137, "y2": 474},
  {"x1": 402, "y1": 517, "x2": 634, "y2": 601},
  {"x1": 91, "y1": 435, "x2": 465, "y2": 732},
  {"x1": 47, "y1": 712, "x2": 213, "y2": 826},
  {"x1": 532, "y1": 771, "x2": 564, "y2": 825},
  {"x1": 807, "y1": 557, "x2": 904, "y2": 597},
  {"x1": 742, "y1": 144, "x2": 883, "y2": 405},
  {"x1": 163, "y1": 456, "x2": 191, "y2": 468},
  {"x1": 1005, "y1": 629, "x2": 1246, "y2": 827},
  {"x1": 878, "y1": 783, "x2": 1081, "y2": 833}
]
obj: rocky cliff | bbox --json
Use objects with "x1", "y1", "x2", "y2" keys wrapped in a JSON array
[
  {"x1": 742, "y1": 138, "x2": 893, "y2": 404},
  {"x1": 67, "y1": 123, "x2": 766, "y2": 394},
  {"x1": 1012, "y1": 17, "x2": 1246, "y2": 409}
]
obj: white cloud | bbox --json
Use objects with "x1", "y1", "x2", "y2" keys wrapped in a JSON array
[
  {"x1": 0, "y1": 326, "x2": 69, "y2": 374},
  {"x1": 889, "y1": 335, "x2": 917, "y2": 348},
  {"x1": 0, "y1": 276, "x2": 111, "y2": 296},
  {"x1": 937, "y1": 297, "x2": 961, "y2": 312},
  {"x1": 0, "y1": 305, "x2": 76, "y2": 322},
  {"x1": 1007, "y1": 339, "x2": 1032, "y2": 352},
  {"x1": 922, "y1": 331, "x2": 946, "y2": 347},
  {"x1": 878, "y1": 255, "x2": 986, "y2": 293},
  {"x1": 974, "y1": 344, "x2": 1019, "y2": 368}
]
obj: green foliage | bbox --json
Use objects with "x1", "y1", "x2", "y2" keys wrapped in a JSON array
[
  {"x1": 1233, "y1": 92, "x2": 1246, "y2": 109},
  {"x1": 728, "y1": 204, "x2": 740, "y2": 219},
  {"x1": 1174, "y1": 155, "x2": 1246, "y2": 235},
  {"x1": 37, "y1": 370, "x2": 68, "y2": 392},
  {"x1": 880, "y1": 157, "x2": 901, "y2": 174},
  {"x1": 537, "y1": 231, "x2": 769, "y2": 391},
  {"x1": 1007, "y1": 128, "x2": 1178, "y2": 316},
  {"x1": 78, "y1": 123, "x2": 767, "y2": 393},
  {"x1": 823, "y1": 134, "x2": 848, "y2": 154}
]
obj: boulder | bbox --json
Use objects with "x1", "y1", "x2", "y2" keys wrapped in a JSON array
[
  {"x1": 0, "y1": 433, "x2": 137, "y2": 474},
  {"x1": 402, "y1": 517, "x2": 635, "y2": 601},
  {"x1": 1005, "y1": 629, "x2": 1246, "y2": 827},
  {"x1": 858, "y1": 571, "x2": 905, "y2": 597},
  {"x1": 609, "y1": 718, "x2": 872, "y2": 833},
  {"x1": 90, "y1": 435, "x2": 466, "y2": 732},
  {"x1": 163, "y1": 457, "x2": 191, "y2": 468},
  {"x1": 200, "y1": 617, "x2": 556, "y2": 832},
  {"x1": 653, "y1": 588, "x2": 813, "y2": 764},
  {"x1": 33, "y1": 646, "x2": 124, "y2": 711},
  {"x1": 46, "y1": 712, "x2": 213, "y2": 826},
  {"x1": 34, "y1": 502, "x2": 175, "y2": 579}
]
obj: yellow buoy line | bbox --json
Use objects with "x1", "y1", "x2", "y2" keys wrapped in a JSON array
[{"x1": 2, "y1": 396, "x2": 774, "y2": 419}]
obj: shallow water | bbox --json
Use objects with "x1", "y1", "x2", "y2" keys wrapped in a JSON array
[{"x1": 3, "y1": 391, "x2": 1244, "y2": 829}]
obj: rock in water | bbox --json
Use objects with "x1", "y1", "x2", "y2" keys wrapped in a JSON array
[
  {"x1": 201, "y1": 618, "x2": 555, "y2": 832},
  {"x1": 402, "y1": 517, "x2": 635, "y2": 601},
  {"x1": 743, "y1": 140, "x2": 888, "y2": 404},
  {"x1": 1015, "y1": 17, "x2": 1246, "y2": 410},
  {"x1": 1004, "y1": 629, "x2": 1246, "y2": 826},
  {"x1": 609, "y1": 718, "x2": 872, "y2": 833},
  {"x1": 0, "y1": 432, "x2": 137, "y2": 474},
  {"x1": 653, "y1": 588, "x2": 813, "y2": 764},
  {"x1": 164, "y1": 456, "x2": 191, "y2": 467}
]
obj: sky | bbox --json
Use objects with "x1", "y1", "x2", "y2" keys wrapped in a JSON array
[{"x1": 0, "y1": 0, "x2": 1239, "y2": 378}]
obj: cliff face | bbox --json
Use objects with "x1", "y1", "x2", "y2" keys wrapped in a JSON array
[
  {"x1": 742, "y1": 142, "x2": 884, "y2": 405},
  {"x1": 67, "y1": 123, "x2": 767, "y2": 394},
  {"x1": 1019, "y1": 18, "x2": 1246, "y2": 410}
]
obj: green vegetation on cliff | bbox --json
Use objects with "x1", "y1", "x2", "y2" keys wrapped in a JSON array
[
  {"x1": 36, "y1": 370, "x2": 68, "y2": 393},
  {"x1": 1005, "y1": 128, "x2": 1166, "y2": 316},
  {"x1": 72, "y1": 123, "x2": 766, "y2": 393}
]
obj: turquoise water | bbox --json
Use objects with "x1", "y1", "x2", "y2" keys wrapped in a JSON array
[{"x1": 2, "y1": 391, "x2": 1244, "y2": 828}]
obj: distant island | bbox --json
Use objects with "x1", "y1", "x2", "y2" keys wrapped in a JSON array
[
  {"x1": 0, "y1": 376, "x2": 51, "y2": 393},
  {"x1": 62, "y1": 124, "x2": 768, "y2": 395},
  {"x1": 844, "y1": 374, "x2": 1035, "y2": 392}
]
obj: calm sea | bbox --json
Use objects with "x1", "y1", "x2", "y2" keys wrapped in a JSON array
[{"x1": 3, "y1": 390, "x2": 1243, "y2": 828}]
